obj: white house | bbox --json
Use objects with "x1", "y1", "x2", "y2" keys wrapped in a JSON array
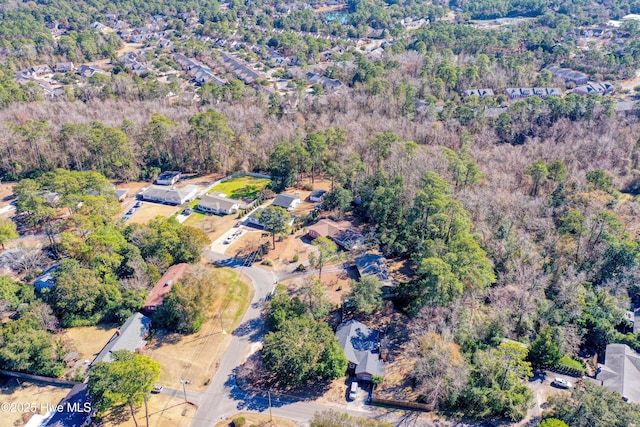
[{"x1": 197, "y1": 193, "x2": 242, "y2": 215}]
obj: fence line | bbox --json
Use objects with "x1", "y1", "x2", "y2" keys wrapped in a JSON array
[{"x1": 0, "y1": 369, "x2": 79, "y2": 386}]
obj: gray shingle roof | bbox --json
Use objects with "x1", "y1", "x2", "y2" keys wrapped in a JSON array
[
  {"x1": 335, "y1": 320, "x2": 385, "y2": 377},
  {"x1": 92, "y1": 313, "x2": 151, "y2": 364},
  {"x1": 198, "y1": 194, "x2": 241, "y2": 212},
  {"x1": 598, "y1": 343, "x2": 640, "y2": 403},
  {"x1": 272, "y1": 194, "x2": 299, "y2": 209}
]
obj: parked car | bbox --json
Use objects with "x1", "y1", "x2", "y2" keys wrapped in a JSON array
[
  {"x1": 183, "y1": 208, "x2": 193, "y2": 215},
  {"x1": 552, "y1": 378, "x2": 572, "y2": 389},
  {"x1": 152, "y1": 384, "x2": 163, "y2": 393},
  {"x1": 135, "y1": 201, "x2": 143, "y2": 208},
  {"x1": 348, "y1": 381, "x2": 358, "y2": 400}
]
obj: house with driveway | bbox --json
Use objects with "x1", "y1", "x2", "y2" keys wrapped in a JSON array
[
  {"x1": 336, "y1": 319, "x2": 385, "y2": 382},
  {"x1": 197, "y1": 192, "x2": 243, "y2": 215},
  {"x1": 307, "y1": 219, "x2": 364, "y2": 250},
  {"x1": 271, "y1": 193, "x2": 301, "y2": 211},
  {"x1": 139, "y1": 185, "x2": 198, "y2": 205}
]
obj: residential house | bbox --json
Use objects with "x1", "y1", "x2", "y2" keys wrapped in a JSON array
[
  {"x1": 307, "y1": 219, "x2": 365, "y2": 250},
  {"x1": 29, "y1": 64, "x2": 53, "y2": 76},
  {"x1": 247, "y1": 207, "x2": 265, "y2": 227},
  {"x1": 92, "y1": 312, "x2": 152, "y2": 365},
  {"x1": 90, "y1": 22, "x2": 110, "y2": 33},
  {"x1": 115, "y1": 189, "x2": 128, "y2": 202},
  {"x1": 271, "y1": 194, "x2": 301, "y2": 211},
  {"x1": 462, "y1": 88, "x2": 494, "y2": 98},
  {"x1": 155, "y1": 171, "x2": 181, "y2": 185},
  {"x1": 197, "y1": 193, "x2": 242, "y2": 215},
  {"x1": 76, "y1": 65, "x2": 102, "y2": 78},
  {"x1": 219, "y1": 52, "x2": 262, "y2": 85},
  {"x1": 34, "y1": 264, "x2": 59, "y2": 291},
  {"x1": 505, "y1": 87, "x2": 561, "y2": 100},
  {"x1": 139, "y1": 185, "x2": 198, "y2": 205},
  {"x1": 354, "y1": 253, "x2": 393, "y2": 287},
  {"x1": 306, "y1": 72, "x2": 344, "y2": 92},
  {"x1": 143, "y1": 263, "x2": 187, "y2": 314},
  {"x1": 53, "y1": 62, "x2": 74, "y2": 73},
  {"x1": 532, "y1": 87, "x2": 562, "y2": 97},
  {"x1": 597, "y1": 343, "x2": 640, "y2": 403},
  {"x1": 335, "y1": 320, "x2": 385, "y2": 381},
  {"x1": 44, "y1": 383, "x2": 92, "y2": 427},
  {"x1": 308, "y1": 189, "x2": 327, "y2": 202},
  {"x1": 546, "y1": 66, "x2": 589, "y2": 85},
  {"x1": 574, "y1": 81, "x2": 615, "y2": 96}
]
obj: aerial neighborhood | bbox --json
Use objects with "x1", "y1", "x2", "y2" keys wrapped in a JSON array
[{"x1": 3, "y1": 0, "x2": 640, "y2": 427}]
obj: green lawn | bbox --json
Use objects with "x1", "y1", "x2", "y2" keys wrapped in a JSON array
[
  {"x1": 214, "y1": 267, "x2": 253, "y2": 329},
  {"x1": 183, "y1": 211, "x2": 206, "y2": 226},
  {"x1": 209, "y1": 176, "x2": 271, "y2": 200}
]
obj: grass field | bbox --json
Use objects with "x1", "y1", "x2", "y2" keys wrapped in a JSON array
[
  {"x1": 209, "y1": 176, "x2": 271, "y2": 200},
  {"x1": 145, "y1": 266, "x2": 253, "y2": 392}
]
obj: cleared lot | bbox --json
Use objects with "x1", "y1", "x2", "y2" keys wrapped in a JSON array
[
  {"x1": 208, "y1": 175, "x2": 270, "y2": 200},
  {"x1": 144, "y1": 267, "x2": 253, "y2": 392}
]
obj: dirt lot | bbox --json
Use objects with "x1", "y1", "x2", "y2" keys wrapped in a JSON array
[
  {"x1": 127, "y1": 202, "x2": 181, "y2": 224},
  {"x1": 103, "y1": 394, "x2": 197, "y2": 427},
  {"x1": 144, "y1": 267, "x2": 252, "y2": 392},
  {"x1": 188, "y1": 210, "x2": 242, "y2": 246},
  {"x1": 214, "y1": 412, "x2": 297, "y2": 427},
  {"x1": 0, "y1": 182, "x2": 16, "y2": 205},
  {"x1": 0, "y1": 378, "x2": 71, "y2": 427},
  {"x1": 283, "y1": 269, "x2": 355, "y2": 306}
]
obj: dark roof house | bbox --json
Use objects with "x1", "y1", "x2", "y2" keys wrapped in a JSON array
[
  {"x1": 271, "y1": 194, "x2": 301, "y2": 211},
  {"x1": 308, "y1": 189, "x2": 327, "y2": 202},
  {"x1": 34, "y1": 264, "x2": 59, "y2": 291},
  {"x1": 143, "y1": 263, "x2": 187, "y2": 314},
  {"x1": 335, "y1": 320, "x2": 385, "y2": 381},
  {"x1": 155, "y1": 171, "x2": 181, "y2": 185},
  {"x1": 354, "y1": 253, "x2": 393, "y2": 287},
  {"x1": 597, "y1": 343, "x2": 640, "y2": 403},
  {"x1": 44, "y1": 383, "x2": 92, "y2": 427}
]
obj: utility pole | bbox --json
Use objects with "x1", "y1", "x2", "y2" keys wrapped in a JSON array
[
  {"x1": 180, "y1": 377, "x2": 187, "y2": 403},
  {"x1": 268, "y1": 390, "x2": 273, "y2": 424}
]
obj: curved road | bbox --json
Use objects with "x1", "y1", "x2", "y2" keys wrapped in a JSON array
[{"x1": 189, "y1": 248, "x2": 390, "y2": 426}]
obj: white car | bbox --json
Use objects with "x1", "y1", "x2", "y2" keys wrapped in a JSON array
[
  {"x1": 552, "y1": 378, "x2": 572, "y2": 389},
  {"x1": 348, "y1": 382, "x2": 358, "y2": 400}
]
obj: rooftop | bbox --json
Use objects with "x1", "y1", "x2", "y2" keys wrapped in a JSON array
[
  {"x1": 597, "y1": 343, "x2": 640, "y2": 403},
  {"x1": 143, "y1": 263, "x2": 187, "y2": 313},
  {"x1": 198, "y1": 193, "x2": 242, "y2": 212},
  {"x1": 272, "y1": 193, "x2": 300, "y2": 209},
  {"x1": 92, "y1": 313, "x2": 151, "y2": 365}
]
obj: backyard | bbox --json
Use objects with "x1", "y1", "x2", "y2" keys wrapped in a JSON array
[{"x1": 209, "y1": 176, "x2": 271, "y2": 200}]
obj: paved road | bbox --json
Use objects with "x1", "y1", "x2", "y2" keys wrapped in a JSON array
[
  {"x1": 191, "y1": 249, "x2": 276, "y2": 426},
  {"x1": 191, "y1": 247, "x2": 428, "y2": 426}
]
